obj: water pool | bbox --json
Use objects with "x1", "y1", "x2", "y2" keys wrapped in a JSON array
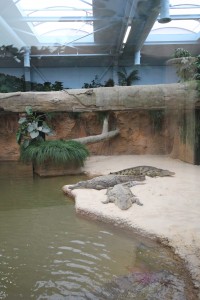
[{"x1": 0, "y1": 162, "x2": 196, "y2": 299}]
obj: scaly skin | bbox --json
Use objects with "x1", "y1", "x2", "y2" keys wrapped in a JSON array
[
  {"x1": 110, "y1": 166, "x2": 175, "y2": 177},
  {"x1": 68, "y1": 174, "x2": 145, "y2": 190},
  {"x1": 102, "y1": 183, "x2": 143, "y2": 209}
]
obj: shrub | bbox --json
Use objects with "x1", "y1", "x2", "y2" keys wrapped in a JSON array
[
  {"x1": 20, "y1": 140, "x2": 90, "y2": 166},
  {"x1": 173, "y1": 48, "x2": 191, "y2": 58}
]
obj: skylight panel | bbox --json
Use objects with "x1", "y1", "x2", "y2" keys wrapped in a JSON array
[
  {"x1": 170, "y1": 0, "x2": 200, "y2": 6},
  {"x1": 13, "y1": 0, "x2": 94, "y2": 45},
  {"x1": 151, "y1": 0, "x2": 200, "y2": 36},
  {"x1": 169, "y1": 0, "x2": 200, "y2": 16},
  {"x1": 152, "y1": 20, "x2": 200, "y2": 34}
]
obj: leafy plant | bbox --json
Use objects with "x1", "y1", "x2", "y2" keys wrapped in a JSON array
[
  {"x1": 82, "y1": 75, "x2": 103, "y2": 88},
  {"x1": 52, "y1": 81, "x2": 63, "y2": 91},
  {"x1": 19, "y1": 139, "x2": 89, "y2": 166},
  {"x1": 117, "y1": 68, "x2": 140, "y2": 86},
  {"x1": 0, "y1": 73, "x2": 25, "y2": 92},
  {"x1": 16, "y1": 106, "x2": 53, "y2": 148},
  {"x1": 194, "y1": 55, "x2": 200, "y2": 80},
  {"x1": 173, "y1": 48, "x2": 191, "y2": 58},
  {"x1": 104, "y1": 78, "x2": 115, "y2": 87},
  {"x1": 171, "y1": 48, "x2": 199, "y2": 82}
]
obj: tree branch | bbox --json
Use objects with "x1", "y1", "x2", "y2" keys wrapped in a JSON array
[{"x1": 72, "y1": 115, "x2": 119, "y2": 145}]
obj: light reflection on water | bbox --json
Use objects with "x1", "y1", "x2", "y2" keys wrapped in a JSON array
[{"x1": 0, "y1": 162, "x2": 194, "y2": 299}]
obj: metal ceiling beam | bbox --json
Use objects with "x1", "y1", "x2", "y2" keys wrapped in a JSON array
[
  {"x1": 18, "y1": 16, "x2": 121, "y2": 22},
  {"x1": 30, "y1": 53, "x2": 112, "y2": 57},
  {"x1": 23, "y1": 8, "x2": 93, "y2": 12},
  {"x1": 115, "y1": 0, "x2": 137, "y2": 55}
]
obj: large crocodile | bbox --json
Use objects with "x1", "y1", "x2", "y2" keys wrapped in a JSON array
[
  {"x1": 110, "y1": 166, "x2": 175, "y2": 177},
  {"x1": 102, "y1": 183, "x2": 143, "y2": 210},
  {"x1": 68, "y1": 174, "x2": 145, "y2": 190}
]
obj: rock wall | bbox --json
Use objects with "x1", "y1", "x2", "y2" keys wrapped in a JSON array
[
  {"x1": 0, "y1": 109, "x2": 196, "y2": 165},
  {"x1": 0, "y1": 113, "x2": 20, "y2": 160},
  {"x1": 47, "y1": 111, "x2": 174, "y2": 156}
]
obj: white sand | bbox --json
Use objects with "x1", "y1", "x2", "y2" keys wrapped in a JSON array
[{"x1": 63, "y1": 155, "x2": 200, "y2": 296}]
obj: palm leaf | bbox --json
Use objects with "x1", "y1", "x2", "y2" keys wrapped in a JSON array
[{"x1": 127, "y1": 70, "x2": 140, "y2": 86}]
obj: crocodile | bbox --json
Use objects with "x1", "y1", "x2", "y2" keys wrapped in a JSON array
[
  {"x1": 110, "y1": 166, "x2": 175, "y2": 177},
  {"x1": 68, "y1": 174, "x2": 145, "y2": 190},
  {"x1": 102, "y1": 183, "x2": 143, "y2": 210}
]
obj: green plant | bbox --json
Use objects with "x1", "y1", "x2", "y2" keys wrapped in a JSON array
[
  {"x1": 194, "y1": 55, "x2": 200, "y2": 80},
  {"x1": 104, "y1": 78, "x2": 115, "y2": 87},
  {"x1": 173, "y1": 48, "x2": 191, "y2": 58},
  {"x1": 117, "y1": 68, "x2": 140, "y2": 86},
  {"x1": 16, "y1": 106, "x2": 53, "y2": 148},
  {"x1": 52, "y1": 81, "x2": 63, "y2": 91},
  {"x1": 82, "y1": 75, "x2": 103, "y2": 88},
  {"x1": 0, "y1": 73, "x2": 25, "y2": 92},
  {"x1": 19, "y1": 139, "x2": 89, "y2": 166},
  {"x1": 171, "y1": 48, "x2": 200, "y2": 82}
]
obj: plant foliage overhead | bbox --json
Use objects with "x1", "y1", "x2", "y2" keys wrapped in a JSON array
[
  {"x1": 171, "y1": 48, "x2": 200, "y2": 82},
  {"x1": 173, "y1": 48, "x2": 192, "y2": 58},
  {"x1": 0, "y1": 73, "x2": 25, "y2": 93},
  {"x1": 0, "y1": 73, "x2": 64, "y2": 93}
]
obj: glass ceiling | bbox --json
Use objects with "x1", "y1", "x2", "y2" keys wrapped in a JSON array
[
  {"x1": 13, "y1": 0, "x2": 94, "y2": 45},
  {"x1": 12, "y1": 0, "x2": 200, "y2": 47},
  {"x1": 151, "y1": 0, "x2": 200, "y2": 35}
]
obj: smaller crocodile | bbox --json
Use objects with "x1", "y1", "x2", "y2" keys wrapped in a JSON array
[
  {"x1": 68, "y1": 174, "x2": 145, "y2": 190},
  {"x1": 110, "y1": 166, "x2": 175, "y2": 177},
  {"x1": 102, "y1": 183, "x2": 143, "y2": 210}
]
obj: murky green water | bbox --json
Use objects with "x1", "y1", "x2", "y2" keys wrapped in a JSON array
[{"x1": 0, "y1": 162, "x2": 196, "y2": 299}]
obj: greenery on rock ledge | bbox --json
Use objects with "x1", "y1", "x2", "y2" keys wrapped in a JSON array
[
  {"x1": 17, "y1": 106, "x2": 90, "y2": 166},
  {"x1": 20, "y1": 140, "x2": 89, "y2": 166}
]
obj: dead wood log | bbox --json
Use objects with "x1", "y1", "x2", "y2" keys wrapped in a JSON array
[
  {"x1": 0, "y1": 82, "x2": 199, "y2": 113},
  {"x1": 72, "y1": 115, "x2": 119, "y2": 144}
]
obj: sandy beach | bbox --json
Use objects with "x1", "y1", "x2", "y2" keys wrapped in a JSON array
[{"x1": 63, "y1": 155, "x2": 200, "y2": 298}]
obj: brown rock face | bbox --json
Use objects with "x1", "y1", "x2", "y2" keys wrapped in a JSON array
[
  {"x1": 0, "y1": 109, "x2": 195, "y2": 166},
  {"x1": 0, "y1": 113, "x2": 20, "y2": 160},
  {"x1": 48, "y1": 111, "x2": 174, "y2": 156}
]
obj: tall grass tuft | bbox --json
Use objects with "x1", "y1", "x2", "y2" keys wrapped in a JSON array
[{"x1": 20, "y1": 140, "x2": 90, "y2": 166}]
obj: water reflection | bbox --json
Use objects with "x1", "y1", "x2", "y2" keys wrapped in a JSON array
[{"x1": 0, "y1": 162, "x2": 195, "y2": 299}]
